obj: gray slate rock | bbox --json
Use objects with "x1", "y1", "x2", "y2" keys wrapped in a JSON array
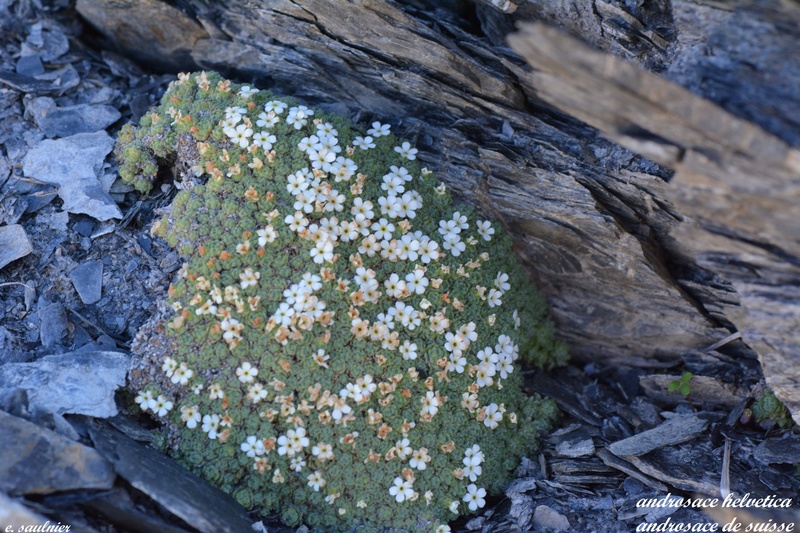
[
  {"x1": 22, "y1": 131, "x2": 121, "y2": 221},
  {"x1": 0, "y1": 350, "x2": 130, "y2": 417},
  {"x1": 71, "y1": 260, "x2": 103, "y2": 304},
  {"x1": 0, "y1": 410, "x2": 115, "y2": 496},
  {"x1": 27, "y1": 96, "x2": 121, "y2": 138},
  {"x1": 0, "y1": 224, "x2": 33, "y2": 270},
  {"x1": 39, "y1": 302, "x2": 67, "y2": 348},
  {"x1": 533, "y1": 505, "x2": 570, "y2": 531},
  {"x1": 607, "y1": 414, "x2": 707, "y2": 458},
  {"x1": 754, "y1": 435, "x2": 800, "y2": 464},
  {"x1": 88, "y1": 422, "x2": 254, "y2": 533}
]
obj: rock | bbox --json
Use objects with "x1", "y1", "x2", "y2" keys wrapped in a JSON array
[
  {"x1": 505, "y1": 478, "x2": 537, "y2": 529},
  {"x1": 0, "y1": 350, "x2": 130, "y2": 418},
  {"x1": 71, "y1": 260, "x2": 103, "y2": 304},
  {"x1": 555, "y1": 438, "x2": 595, "y2": 458},
  {"x1": 23, "y1": 22, "x2": 70, "y2": 62},
  {"x1": 76, "y1": 0, "x2": 209, "y2": 72},
  {"x1": 754, "y1": 435, "x2": 800, "y2": 465},
  {"x1": 0, "y1": 491, "x2": 50, "y2": 529},
  {"x1": 0, "y1": 224, "x2": 33, "y2": 270},
  {"x1": 533, "y1": 505, "x2": 570, "y2": 531},
  {"x1": 38, "y1": 302, "x2": 67, "y2": 348},
  {"x1": 16, "y1": 53, "x2": 44, "y2": 76},
  {"x1": 26, "y1": 96, "x2": 121, "y2": 138},
  {"x1": 73, "y1": 217, "x2": 95, "y2": 237},
  {"x1": 0, "y1": 410, "x2": 115, "y2": 496},
  {"x1": 88, "y1": 421, "x2": 254, "y2": 533},
  {"x1": 22, "y1": 131, "x2": 121, "y2": 221},
  {"x1": 607, "y1": 414, "x2": 707, "y2": 458}
]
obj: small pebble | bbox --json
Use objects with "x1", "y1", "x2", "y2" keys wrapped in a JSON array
[{"x1": 71, "y1": 260, "x2": 103, "y2": 304}]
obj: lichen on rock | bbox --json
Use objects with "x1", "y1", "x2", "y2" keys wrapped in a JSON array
[{"x1": 120, "y1": 71, "x2": 567, "y2": 532}]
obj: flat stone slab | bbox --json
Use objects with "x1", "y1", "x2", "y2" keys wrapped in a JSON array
[
  {"x1": 22, "y1": 131, "x2": 121, "y2": 221},
  {"x1": 71, "y1": 260, "x2": 103, "y2": 304},
  {"x1": 0, "y1": 411, "x2": 115, "y2": 496},
  {"x1": 607, "y1": 414, "x2": 707, "y2": 458},
  {"x1": 0, "y1": 350, "x2": 130, "y2": 417},
  {"x1": 754, "y1": 435, "x2": 800, "y2": 464},
  {"x1": 88, "y1": 422, "x2": 254, "y2": 533},
  {"x1": 27, "y1": 96, "x2": 121, "y2": 138},
  {"x1": 0, "y1": 224, "x2": 33, "y2": 271}
]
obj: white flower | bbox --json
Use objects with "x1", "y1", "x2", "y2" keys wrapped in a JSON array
[
  {"x1": 152, "y1": 395, "x2": 173, "y2": 417},
  {"x1": 464, "y1": 462, "x2": 482, "y2": 481},
  {"x1": 399, "y1": 340, "x2": 418, "y2": 360},
  {"x1": 476, "y1": 348, "x2": 498, "y2": 365},
  {"x1": 421, "y1": 391, "x2": 439, "y2": 416},
  {"x1": 494, "y1": 272, "x2": 510, "y2": 293},
  {"x1": 236, "y1": 362, "x2": 258, "y2": 383},
  {"x1": 389, "y1": 476, "x2": 414, "y2": 502},
  {"x1": 312, "y1": 442, "x2": 334, "y2": 461},
  {"x1": 367, "y1": 121, "x2": 391, "y2": 137},
  {"x1": 452, "y1": 211, "x2": 469, "y2": 231},
  {"x1": 475, "y1": 362, "x2": 496, "y2": 388},
  {"x1": 257, "y1": 226, "x2": 278, "y2": 246},
  {"x1": 409, "y1": 448, "x2": 430, "y2": 470},
  {"x1": 484, "y1": 403, "x2": 503, "y2": 429},
  {"x1": 476, "y1": 220, "x2": 495, "y2": 241},
  {"x1": 448, "y1": 354, "x2": 466, "y2": 374},
  {"x1": 252, "y1": 131, "x2": 276, "y2": 150},
  {"x1": 301, "y1": 272, "x2": 322, "y2": 292},
  {"x1": 171, "y1": 362, "x2": 194, "y2": 385},
  {"x1": 463, "y1": 484, "x2": 486, "y2": 511},
  {"x1": 351, "y1": 197, "x2": 374, "y2": 220},
  {"x1": 241, "y1": 436, "x2": 266, "y2": 457},
  {"x1": 382, "y1": 173, "x2": 405, "y2": 195},
  {"x1": 371, "y1": 218, "x2": 395, "y2": 241},
  {"x1": 248, "y1": 383, "x2": 268, "y2": 403},
  {"x1": 201, "y1": 414, "x2": 221, "y2": 439},
  {"x1": 394, "y1": 141, "x2": 418, "y2": 160},
  {"x1": 256, "y1": 111, "x2": 278, "y2": 128},
  {"x1": 464, "y1": 444, "x2": 484, "y2": 465},
  {"x1": 449, "y1": 501, "x2": 460, "y2": 514},
  {"x1": 497, "y1": 352, "x2": 514, "y2": 379},
  {"x1": 444, "y1": 332, "x2": 468, "y2": 356},
  {"x1": 486, "y1": 288, "x2": 502, "y2": 308},
  {"x1": 224, "y1": 106, "x2": 246, "y2": 122},
  {"x1": 290, "y1": 457, "x2": 306, "y2": 472},
  {"x1": 239, "y1": 267, "x2": 261, "y2": 289},
  {"x1": 316, "y1": 121, "x2": 337, "y2": 136},
  {"x1": 395, "y1": 438, "x2": 412, "y2": 459},
  {"x1": 238, "y1": 85, "x2": 258, "y2": 97},
  {"x1": 436, "y1": 526, "x2": 452, "y2": 533},
  {"x1": 180, "y1": 405, "x2": 201, "y2": 428},
  {"x1": 418, "y1": 238, "x2": 439, "y2": 264},
  {"x1": 264, "y1": 100, "x2": 288, "y2": 114},
  {"x1": 405, "y1": 268, "x2": 428, "y2": 295},
  {"x1": 225, "y1": 124, "x2": 253, "y2": 148},
  {"x1": 307, "y1": 471, "x2": 326, "y2": 491},
  {"x1": 162, "y1": 356, "x2": 178, "y2": 377},
  {"x1": 353, "y1": 135, "x2": 375, "y2": 149},
  {"x1": 442, "y1": 233, "x2": 466, "y2": 257},
  {"x1": 284, "y1": 211, "x2": 308, "y2": 232}
]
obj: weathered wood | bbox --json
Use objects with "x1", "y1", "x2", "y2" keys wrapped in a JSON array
[{"x1": 508, "y1": 20, "x2": 800, "y2": 423}]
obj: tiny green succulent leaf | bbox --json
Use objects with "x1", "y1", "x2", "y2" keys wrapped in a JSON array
[{"x1": 121, "y1": 71, "x2": 567, "y2": 533}]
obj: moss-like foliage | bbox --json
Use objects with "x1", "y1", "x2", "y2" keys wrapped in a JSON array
[
  {"x1": 752, "y1": 389, "x2": 794, "y2": 430},
  {"x1": 120, "y1": 71, "x2": 567, "y2": 532}
]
